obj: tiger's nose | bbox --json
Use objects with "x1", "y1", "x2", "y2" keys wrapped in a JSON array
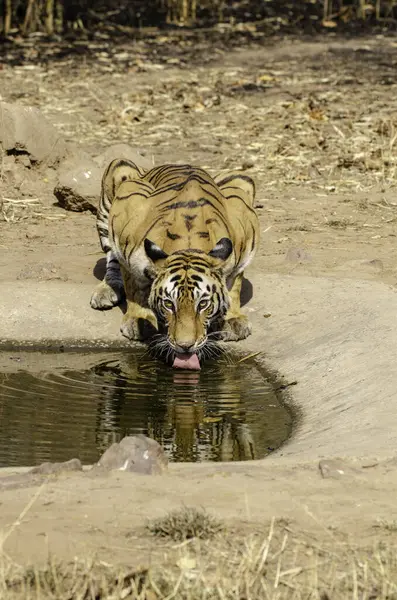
[{"x1": 174, "y1": 342, "x2": 196, "y2": 354}]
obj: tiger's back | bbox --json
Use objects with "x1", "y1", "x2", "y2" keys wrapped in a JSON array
[{"x1": 104, "y1": 161, "x2": 258, "y2": 279}]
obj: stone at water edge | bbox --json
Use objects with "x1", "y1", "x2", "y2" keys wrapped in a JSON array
[{"x1": 92, "y1": 435, "x2": 168, "y2": 475}]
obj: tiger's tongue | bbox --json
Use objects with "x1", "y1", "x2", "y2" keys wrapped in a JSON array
[{"x1": 173, "y1": 353, "x2": 201, "y2": 370}]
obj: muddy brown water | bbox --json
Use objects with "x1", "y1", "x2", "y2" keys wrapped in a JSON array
[{"x1": 0, "y1": 350, "x2": 292, "y2": 466}]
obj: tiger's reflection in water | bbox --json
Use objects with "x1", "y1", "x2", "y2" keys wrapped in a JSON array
[
  {"x1": 0, "y1": 351, "x2": 290, "y2": 467},
  {"x1": 93, "y1": 354, "x2": 256, "y2": 462}
]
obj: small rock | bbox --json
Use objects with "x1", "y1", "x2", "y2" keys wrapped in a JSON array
[
  {"x1": 319, "y1": 458, "x2": 360, "y2": 479},
  {"x1": 25, "y1": 231, "x2": 42, "y2": 240},
  {"x1": 93, "y1": 435, "x2": 168, "y2": 475},
  {"x1": 0, "y1": 101, "x2": 67, "y2": 165},
  {"x1": 30, "y1": 458, "x2": 83, "y2": 475},
  {"x1": 241, "y1": 157, "x2": 256, "y2": 170},
  {"x1": 285, "y1": 247, "x2": 313, "y2": 264}
]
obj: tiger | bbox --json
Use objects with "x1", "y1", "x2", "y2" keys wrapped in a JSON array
[{"x1": 90, "y1": 159, "x2": 260, "y2": 369}]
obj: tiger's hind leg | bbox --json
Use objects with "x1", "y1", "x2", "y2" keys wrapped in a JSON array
[
  {"x1": 220, "y1": 272, "x2": 252, "y2": 341},
  {"x1": 90, "y1": 251, "x2": 125, "y2": 310},
  {"x1": 119, "y1": 266, "x2": 158, "y2": 341}
]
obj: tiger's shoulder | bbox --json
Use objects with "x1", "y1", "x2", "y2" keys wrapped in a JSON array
[{"x1": 102, "y1": 159, "x2": 255, "y2": 210}]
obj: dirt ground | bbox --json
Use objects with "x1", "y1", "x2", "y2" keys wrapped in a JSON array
[
  {"x1": 1, "y1": 33, "x2": 397, "y2": 285},
  {"x1": 1, "y1": 31, "x2": 397, "y2": 597}
]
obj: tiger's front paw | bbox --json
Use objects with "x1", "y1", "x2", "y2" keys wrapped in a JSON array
[
  {"x1": 220, "y1": 315, "x2": 252, "y2": 342},
  {"x1": 90, "y1": 281, "x2": 124, "y2": 310},
  {"x1": 120, "y1": 312, "x2": 158, "y2": 341}
]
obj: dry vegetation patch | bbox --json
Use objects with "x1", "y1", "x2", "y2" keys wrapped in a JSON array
[{"x1": 2, "y1": 519, "x2": 397, "y2": 599}]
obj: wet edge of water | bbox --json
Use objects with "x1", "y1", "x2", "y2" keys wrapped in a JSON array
[{"x1": 251, "y1": 360, "x2": 302, "y2": 456}]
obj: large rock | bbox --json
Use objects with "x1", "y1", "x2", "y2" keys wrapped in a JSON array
[
  {"x1": 92, "y1": 435, "x2": 168, "y2": 475},
  {"x1": 0, "y1": 101, "x2": 67, "y2": 165},
  {"x1": 54, "y1": 144, "x2": 153, "y2": 213}
]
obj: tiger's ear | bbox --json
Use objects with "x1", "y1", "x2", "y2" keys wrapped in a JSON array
[
  {"x1": 208, "y1": 238, "x2": 233, "y2": 261},
  {"x1": 144, "y1": 239, "x2": 169, "y2": 262},
  {"x1": 215, "y1": 173, "x2": 256, "y2": 208},
  {"x1": 108, "y1": 158, "x2": 145, "y2": 190}
]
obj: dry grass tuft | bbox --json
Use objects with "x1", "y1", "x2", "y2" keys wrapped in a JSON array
[
  {"x1": 147, "y1": 506, "x2": 223, "y2": 541},
  {"x1": 326, "y1": 218, "x2": 351, "y2": 229}
]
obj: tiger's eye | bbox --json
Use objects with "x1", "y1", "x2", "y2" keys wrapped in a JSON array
[
  {"x1": 198, "y1": 299, "x2": 209, "y2": 311},
  {"x1": 163, "y1": 299, "x2": 174, "y2": 311}
]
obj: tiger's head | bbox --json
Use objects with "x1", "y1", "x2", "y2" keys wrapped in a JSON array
[{"x1": 146, "y1": 238, "x2": 232, "y2": 367}]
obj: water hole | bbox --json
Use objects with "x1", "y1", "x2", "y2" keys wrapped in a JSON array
[{"x1": 0, "y1": 349, "x2": 293, "y2": 466}]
